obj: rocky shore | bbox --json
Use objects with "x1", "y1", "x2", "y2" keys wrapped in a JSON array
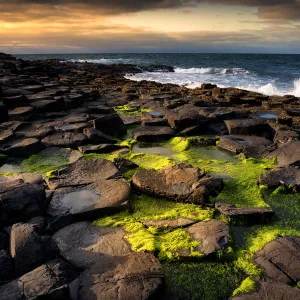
[{"x1": 0, "y1": 52, "x2": 300, "y2": 299}]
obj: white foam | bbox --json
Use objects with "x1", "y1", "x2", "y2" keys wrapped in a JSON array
[
  {"x1": 174, "y1": 67, "x2": 250, "y2": 75},
  {"x1": 67, "y1": 58, "x2": 139, "y2": 65}
]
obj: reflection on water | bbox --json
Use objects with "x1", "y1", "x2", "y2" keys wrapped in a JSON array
[
  {"x1": 256, "y1": 112, "x2": 280, "y2": 119},
  {"x1": 132, "y1": 144, "x2": 176, "y2": 157},
  {"x1": 0, "y1": 164, "x2": 21, "y2": 173}
]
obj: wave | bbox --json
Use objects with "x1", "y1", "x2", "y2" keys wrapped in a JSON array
[
  {"x1": 67, "y1": 58, "x2": 139, "y2": 65},
  {"x1": 174, "y1": 67, "x2": 251, "y2": 75}
]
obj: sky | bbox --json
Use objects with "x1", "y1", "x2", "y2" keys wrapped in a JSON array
[{"x1": 0, "y1": 0, "x2": 300, "y2": 54}]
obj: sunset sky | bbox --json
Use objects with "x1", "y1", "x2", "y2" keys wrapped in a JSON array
[{"x1": 1, "y1": 0, "x2": 300, "y2": 54}]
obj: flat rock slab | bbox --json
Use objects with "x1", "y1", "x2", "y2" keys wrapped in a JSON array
[
  {"x1": 142, "y1": 218, "x2": 197, "y2": 229},
  {"x1": 254, "y1": 236, "x2": 300, "y2": 284},
  {"x1": 186, "y1": 220, "x2": 230, "y2": 256},
  {"x1": 259, "y1": 166, "x2": 300, "y2": 189},
  {"x1": 215, "y1": 202, "x2": 273, "y2": 225},
  {"x1": 39, "y1": 147, "x2": 83, "y2": 163},
  {"x1": 4, "y1": 138, "x2": 44, "y2": 157},
  {"x1": 132, "y1": 126, "x2": 175, "y2": 142},
  {"x1": 52, "y1": 222, "x2": 132, "y2": 269},
  {"x1": 46, "y1": 158, "x2": 121, "y2": 190},
  {"x1": 269, "y1": 141, "x2": 300, "y2": 167},
  {"x1": 0, "y1": 259, "x2": 77, "y2": 300},
  {"x1": 41, "y1": 132, "x2": 88, "y2": 148},
  {"x1": 93, "y1": 114, "x2": 126, "y2": 137},
  {"x1": 77, "y1": 252, "x2": 163, "y2": 300},
  {"x1": 231, "y1": 279, "x2": 300, "y2": 300},
  {"x1": 218, "y1": 135, "x2": 272, "y2": 158},
  {"x1": 132, "y1": 163, "x2": 215, "y2": 204},
  {"x1": 78, "y1": 144, "x2": 127, "y2": 154},
  {"x1": 8, "y1": 106, "x2": 34, "y2": 121}
]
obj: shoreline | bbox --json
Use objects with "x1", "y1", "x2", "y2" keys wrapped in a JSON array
[{"x1": 0, "y1": 52, "x2": 300, "y2": 300}]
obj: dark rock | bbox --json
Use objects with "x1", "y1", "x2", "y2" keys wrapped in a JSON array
[
  {"x1": 41, "y1": 132, "x2": 88, "y2": 148},
  {"x1": 4, "y1": 138, "x2": 44, "y2": 157},
  {"x1": 83, "y1": 128, "x2": 117, "y2": 144},
  {"x1": 0, "y1": 103, "x2": 8, "y2": 124},
  {"x1": 132, "y1": 164, "x2": 213, "y2": 204},
  {"x1": 0, "y1": 250, "x2": 13, "y2": 282},
  {"x1": 186, "y1": 220, "x2": 230, "y2": 256},
  {"x1": 201, "y1": 83, "x2": 217, "y2": 90},
  {"x1": 87, "y1": 105, "x2": 115, "y2": 114},
  {"x1": 224, "y1": 119, "x2": 274, "y2": 139},
  {"x1": 286, "y1": 108, "x2": 300, "y2": 117},
  {"x1": 259, "y1": 166, "x2": 300, "y2": 190},
  {"x1": 218, "y1": 135, "x2": 272, "y2": 158},
  {"x1": 0, "y1": 178, "x2": 47, "y2": 225},
  {"x1": 269, "y1": 141, "x2": 300, "y2": 167},
  {"x1": 31, "y1": 99, "x2": 64, "y2": 112},
  {"x1": 10, "y1": 222, "x2": 59, "y2": 276},
  {"x1": 52, "y1": 222, "x2": 132, "y2": 269},
  {"x1": 114, "y1": 157, "x2": 139, "y2": 174},
  {"x1": 132, "y1": 126, "x2": 175, "y2": 142},
  {"x1": 93, "y1": 114, "x2": 126, "y2": 137},
  {"x1": 78, "y1": 144, "x2": 126, "y2": 154},
  {"x1": 142, "y1": 218, "x2": 196, "y2": 229},
  {"x1": 0, "y1": 231, "x2": 9, "y2": 251},
  {"x1": 0, "y1": 259, "x2": 77, "y2": 300},
  {"x1": 8, "y1": 106, "x2": 35, "y2": 121},
  {"x1": 215, "y1": 202, "x2": 273, "y2": 225},
  {"x1": 275, "y1": 130, "x2": 299, "y2": 145},
  {"x1": 254, "y1": 236, "x2": 300, "y2": 284},
  {"x1": 77, "y1": 252, "x2": 163, "y2": 300}
]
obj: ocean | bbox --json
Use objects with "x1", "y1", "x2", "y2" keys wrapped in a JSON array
[{"x1": 16, "y1": 53, "x2": 300, "y2": 97}]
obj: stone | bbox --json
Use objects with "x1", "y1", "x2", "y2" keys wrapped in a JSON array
[
  {"x1": 114, "y1": 157, "x2": 139, "y2": 174},
  {"x1": 132, "y1": 164, "x2": 214, "y2": 204},
  {"x1": 269, "y1": 141, "x2": 300, "y2": 167},
  {"x1": 186, "y1": 220, "x2": 230, "y2": 256},
  {"x1": 10, "y1": 222, "x2": 59, "y2": 276},
  {"x1": 259, "y1": 166, "x2": 300, "y2": 190},
  {"x1": 254, "y1": 236, "x2": 300, "y2": 284},
  {"x1": 78, "y1": 144, "x2": 126, "y2": 154},
  {"x1": 0, "y1": 259, "x2": 77, "y2": 300},
  {"x1": 93, "y1": 114, "x2": 126, "y2": 137},
  {"x1": 52, "y1": 222, "x2": 132, "y2": 269},
  {"x1": 8, "y1": 106, "x2": 35, "y2": 121},
  {"x1": 142, "y1": 218, "x2": 196, "y2": 229},
  {"x1": 0, "y1": 250, "x2": 13, "y2": 281},
  {"x1": 132, "y1": 126, "x2": 175, "y2": 142},
  {"x1": 218, "y1": 135, "x2": 272, "y2": 158},
  {"x1": 215, "y1": 202, "x2": 273, "y2": 225},
  {"x1": 4, "y1": 138, "x2": 44, "y2": 157},
  {"x1": 31, "y1": 99, "x2": 64, "y2": 112},
  {"x1": 0, "y1": 103, "x2": 8, "y2": 123},
  {"x1": 83, "y1": 128, "x2": 117, "y2": 144},
  {"x1": 41, "y1": 132, "x2": 88, "y2": 148},
  {"x1": 0, "y1": 178, "x2": 47, "y2": 225},
  {"x1": 76, "y1": 252, "x2": 163, "y2": 300},
  {"x1": 46, "y1": 158, "x2": 121, "y2": 190},
  {"x1": 224, "y1": 119, "x2": 274, "y2": 139},
  {"x1": 274, "y1": 130, "x2": 299, "y2": 145}
]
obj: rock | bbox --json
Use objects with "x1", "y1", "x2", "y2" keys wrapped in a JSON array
[
  {"x1": 47, "y1": 179, "x2": 130, "y2": 226},
  {"x1": 77, "y1": 252, "x2": 163, "y2": 300},
  {"x1": 218, "y1": 135, "x2": 272, "y2": 158},
  {"x1": 41, "y1": 132, "x2": 88, "y2": 148},
  {"x1": 52, "y1": 222, "x2": 132, "y2": 269},
  {"x1": 114, "y1": 157, "x2": 139, "y2": 174},
  {"x1": 231, "y1": 279, "x2": 300, "y2": 300},
  {"x1": 186, "y1": 220, "x2": 230, "y2": 256},
  {"x1": 4, "y1": 138, "x2": 44, "y2": 157},
  {"x1": 31, "y1": 99, "x2": 64, "y2": 112},
  {"x1": 132, "y1": 126, "x2": 175, "y2": 142},
  {"x1": 8, "y1": 106, "x2": 35, "y2": 121},
  {"x1": 83, "y1": 128, "x2": 117, "y2": 144},
  {"x1": 0, "y1": 103, "x2": 8, "y2": 123},
  {"x1": 46, "y1": 158, "x2": 121, "y2": 190},
  {"x1": 224, "y1": 119, "x2": 274, "y2": 139},
  {"x1": 142, "y1": 218, "x2": 196, "y2": 229},
  {"x1": 286, "y1": 108, "x2": 300, "y2": 117},
  {"x1": 0, "y1": 259, "x2": 77, "y2": 300},
  {"x1": 0, "y1": 250, "x2": 13, "y2": 281},
  {"x1": 215, "y1": 202, "x2": 273, "y2": 225},
  {"x1": 93, "y1": 114, "x2": 126, "y2": 137},
  {"x1": 0, "y1": 178, "x2": 47, "y2": 225},
  {"x1": 254, "y1": 236, "x2": 300, "y2": 284},
  {"x1": 0, "y1": 231, "x2": 9, "y2": 250},
  {"x1": 78, "y1": 144, "x2": 126, "y2": 154},
  {"x1": 274, "y1": 130, "x2": 299, "y2": 145},
  {"x1": 259, "y1": 166, "x2": 300, "y2": 190},
  {"x1": 269, "y1": 141, "x2": 300, "y2": 167},
  {"x1": 132, "y1": 164, "x2": 213, "y2": 204},
  {"x1": 10, "y1": 222, "x2": 59, "y2": 276}
]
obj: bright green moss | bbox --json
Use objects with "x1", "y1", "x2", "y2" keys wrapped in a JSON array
[
  {"x1": 168, "y1": 137, "x2": 191, "y2": 152},
  {"x1": 114, "y1": 104, "x2": 152, "y2": 116},
  {"x1": 128, "y1": 153, "x2": 173, "y2": 170},
  {"x1": 297, "y1": 282, "x2": 300, "y2": 289},
  {"x1": 232, "y1": 277, "x2": 256, "y2": 296}
]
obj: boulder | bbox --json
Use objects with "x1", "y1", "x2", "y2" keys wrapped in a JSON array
[
  {"x1": 114, "y1": 157, "x2": 139, "y2": 174},
  {"x1": 254, "y1": 236, "x2": 300, "y2": 284},
  {"x1": 132, "y1": 126, "x2": 175, "y2": 142},
  {"x1": 42, "y1": 132, "x2": 88, "y2": 148},
  {"x1": 218, "y1": 135, "x2": 272, "y2": 158},
  {"x1": 224, "y1": 119, "x2": 274, "y2": 139},
  {"x1": 83, "y1": 128, "x2": 117, "y2": 144},
  {"x1": 10, "y1": 222, "x2": 59, "y2": 276},
  {"x1": 0, "y1": 259, "x2": 77, "y2": 300},
  {"x1": 52, "y1": 222, "x2": 132, "y2": 269},
  {"x1": 132, "y1": 164, "x2": 213, "y2": 204},
  {"x1": 215, "y1": 202, "x2": 273, "y2": 225},
  {"x1": 186, "y1": 220, "x2": 230, "y2": 256},
  {"x1": 76, "y1": 252, "x2": 163, "y2": 300},
  {"x1": 93, "y1": 114, "x2": 126, "y2": 137},
  {"x1": 4, "y1": 138, "x2": 44, "y2": 157}
]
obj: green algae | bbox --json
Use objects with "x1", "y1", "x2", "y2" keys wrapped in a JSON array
[
  {"x1": 232, "y1": 276, "x2": 256, "y2": 297},
  {"x1": 114, "y1": 104, "x2": 152, "y2": 116},
  {"x1": 168, "y1": 137, "x2": 191, "y2": 152}
]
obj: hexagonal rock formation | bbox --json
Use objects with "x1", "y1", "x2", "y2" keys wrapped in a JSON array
[
  {"x1": 52, "y1": 222, "x2": 132, "y2": 270},
  {"x1": 231, "y1": 279, "x2": 300, "y2": 300},
  {"x1": 218, "y1": 135, "x2": 272, "y2": 158},
  {"x1": 4, "y1": 138, "x2": 44, "y2": 157},
  {"x1": 259, "y1": 166, "x2": 300, "y2": 190},
  {"x1": 0, "y1": 259, "x2": 77, "y2": 300},
  {"x1": 142, "y1": 218, "x2": 197, "y2": 229},
  {"x1": 254, "y1": 236, "x2": 300, "y2": 285},
  {"x1": 215, "y1": 202, "x2": 273, "y2": 225},
  {"x1": 186, "y1": 220, "x2": 230, "y2": 256},
  {"x1": 132, "y1": 163, "x2": 222, "y2": 204},
  {"x1": 132, "y1": 126, "x2": 175, "y2": 142},
  {"x1": 76, "y1": 252, "x2": 164, "y2": 300}
]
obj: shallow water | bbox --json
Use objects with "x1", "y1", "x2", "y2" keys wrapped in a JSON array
[
  {"x1": 255, "y1": 112, "x2": 280, "y2": 119},
  {"x1": 132, "y1": 144, "x2": 176, "y2": 157},
  {"x1": 0, "y1": 164, "x2": 21, "y2": 173}
]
